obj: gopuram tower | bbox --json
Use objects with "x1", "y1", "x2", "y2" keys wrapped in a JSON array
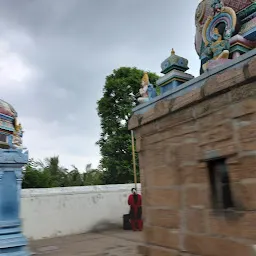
[
  {"x1": 0, "y1": 100, "x2": 29, "y2": 255},
  {"x1": 129, "y1": 0, "x2": 256, "y2": 255}
]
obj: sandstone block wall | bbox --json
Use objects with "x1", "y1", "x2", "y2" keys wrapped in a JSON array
[{"x1": 130, "y1": 56, "x2": 256, "y2": 256}]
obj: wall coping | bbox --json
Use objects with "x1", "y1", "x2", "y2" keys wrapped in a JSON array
[
  {"x1": 132, "y1": 49, "x2": 256, "y2": 116},
  {"x1": 21, "y1": 184, "x2": 141, "y2": 197},
  {"x1": 129, "y1": 50, "x2": 256, "y2": 130}
]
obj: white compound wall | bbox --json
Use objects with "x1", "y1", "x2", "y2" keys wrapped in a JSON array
[{"x1": 21, "y1": 184, "x2": 141, "y2": 240}]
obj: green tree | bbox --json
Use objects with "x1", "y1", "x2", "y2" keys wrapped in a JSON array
[
  {"x1": 22, "y1": 159, "x2": 52, "y2": 188},
  {"x1": 97, "y1": 67, "x2": 159, "y2": 184},
  {"x1": 83, "y1": 169, "x2": 104, "y2": 185},
  {"x1": 22, "y1": 157, "x2": 104, "y2": 188},
  {"x1": 40, "y1": 156, "x2": 64, "y2": 187},
  {"x1": 68, "y1": 165, "x2": 84, "y2": 186},
  {"x1": 22, "y1": 156, "x2": 68, "y2": 188}
]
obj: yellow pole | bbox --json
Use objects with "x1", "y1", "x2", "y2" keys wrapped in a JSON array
[{"x1": 131, "y1": 130, "x2": 137, "y2": 189}]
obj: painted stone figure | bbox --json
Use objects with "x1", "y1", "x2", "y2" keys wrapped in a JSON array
[
  {"x1": 211, "y1": 28, "x2": 230, "y2": 58},
  {"x1": 12, "y1": 118, "x2": 23, "y2": 149},
  {"x1": 211, "y1": 0, "x2": 224, "y2": 16},
  {"x1": 137, "y1": 72, "x2": 157, "y2": 104},
  {"x1": 200, "y1": 0, "x2": 237, "y2": 71},
  {"x1": 202, "y1": 27, "x2": 231, "y2": 70}
]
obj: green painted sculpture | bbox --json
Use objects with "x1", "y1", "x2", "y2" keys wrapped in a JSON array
[{"x1": 202, "y1": 27, "x2": 230, "y2": 71}]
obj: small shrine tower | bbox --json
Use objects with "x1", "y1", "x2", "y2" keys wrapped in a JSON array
[
  {"x1": 0, "y1": 99, "x2": 29, "y2": 255},
  {"x1": 157, "y1": 48, "x2": 194, "y2": 94}
]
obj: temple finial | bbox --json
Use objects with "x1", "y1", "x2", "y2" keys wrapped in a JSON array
[{"x1": 171, "y1": 48, "x2": 175, "y2": 55}]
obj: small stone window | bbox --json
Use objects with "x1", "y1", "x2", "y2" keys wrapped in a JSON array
[
  {"x1": 0, "y1": 133, "x2": 7, "y2": 143},
  {"x1": 207, "y1": 158, "x2": 234, "y2": 210}
]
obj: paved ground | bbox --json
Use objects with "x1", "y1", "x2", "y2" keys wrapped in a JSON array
[{"x1": 29, "y1": 230, "x2": 143, "y2": 256}]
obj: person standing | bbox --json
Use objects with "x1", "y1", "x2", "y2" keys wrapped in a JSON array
[{"x1": 128, "y1": 188, "x2": 143, "y2": 231}]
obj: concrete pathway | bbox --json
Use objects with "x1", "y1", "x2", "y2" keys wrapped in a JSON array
[{"x1": 29, "y1": 230, "x2": 143, "y2": 256}]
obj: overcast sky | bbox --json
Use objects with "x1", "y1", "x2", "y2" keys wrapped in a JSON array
[{"x1": 0, "y1": 0, "x2": 200, "y2": 171}]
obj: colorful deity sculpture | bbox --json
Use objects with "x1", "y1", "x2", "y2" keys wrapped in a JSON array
[
  {"x1": 195, "y1": 0, "x2": 256, "y2": 73},
  {"x1": 12, "y1": 120, "x2": 23, "y2": 149},
  {"x1": 137, "y1": 72, "x2": 157, "y2": 104},
  {"x1": 202, "y1": 27, "x2": 231, "y2": 70},
  {"x1": 211, "y1": 0, "x2": 224, "y2": 16},
  {"x1": 200, "y1": 0, "x2": 237, "y2": 71}
]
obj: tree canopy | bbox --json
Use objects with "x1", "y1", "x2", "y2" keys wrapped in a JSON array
[
  {"x1": 97, "y1": 67, "x2": 159, "y2": 184},
  {"x1": 22, "y1": 67, "x2": 159, "y2": 188},
  {"x1": 22, "y1": 156, "x2": 103, "y2": 189}
]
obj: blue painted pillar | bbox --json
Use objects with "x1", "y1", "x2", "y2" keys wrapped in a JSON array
[{"x1": 0, "y1": 149, "x2": 29, "y2": 255}]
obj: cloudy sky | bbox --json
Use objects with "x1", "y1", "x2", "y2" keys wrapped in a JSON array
[{"x1": 0, "y1": 0, "x2": 200, "y2": 171}]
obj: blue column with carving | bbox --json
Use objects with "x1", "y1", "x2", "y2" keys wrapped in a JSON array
[{"x1": 0, "y1": 149, "x2": 29, "y2": 255}]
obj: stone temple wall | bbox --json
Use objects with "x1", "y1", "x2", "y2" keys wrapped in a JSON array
[{"x1": 129, "y1": 52, "x2": 256, "y2": 256}]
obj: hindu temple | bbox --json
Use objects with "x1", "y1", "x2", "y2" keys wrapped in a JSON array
[
  {"x1": 129, "y1": 0, "x2": 256, "y2": 255},
  {"x1": 0, "y1": 99, "x2": 29, "y2": 255}
]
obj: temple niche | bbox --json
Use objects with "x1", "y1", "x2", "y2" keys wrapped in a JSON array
[{"x1": 195, "y1": 0, "x2": 256, "y2": 73}]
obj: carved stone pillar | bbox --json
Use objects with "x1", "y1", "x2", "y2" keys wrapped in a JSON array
[{"x1": 0, "y1": 149, "x2": 29, "y2": 255}]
